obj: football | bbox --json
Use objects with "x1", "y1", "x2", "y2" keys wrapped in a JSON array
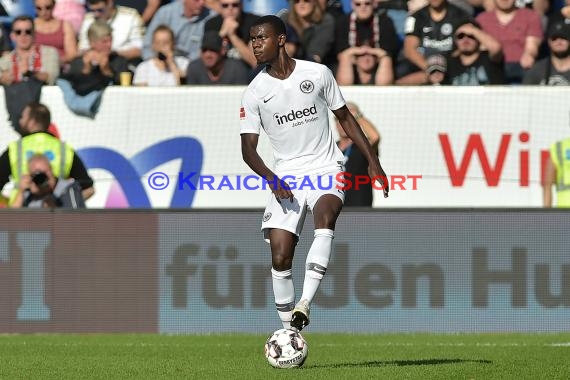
[{"x1": 264, "y1": 328, "x2": 308, "y2": 368}]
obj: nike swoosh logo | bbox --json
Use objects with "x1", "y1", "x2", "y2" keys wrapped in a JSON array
[
  {"x1": 263, "y1": 95, "x2": 275, "y2": 103},
  {"x1": 423, "y1": 27, "x2": 432, "y2": 32}
]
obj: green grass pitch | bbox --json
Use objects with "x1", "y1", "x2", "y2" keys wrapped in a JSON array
[{"x1": 0, "y1": 333, "x2": 569, "y2": 379}]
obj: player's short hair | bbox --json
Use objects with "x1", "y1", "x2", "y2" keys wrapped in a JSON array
[{"x1": 251, "y1": 15, "x2": 286, "y2": 36}]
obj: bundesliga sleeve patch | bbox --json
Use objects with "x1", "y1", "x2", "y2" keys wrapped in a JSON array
[{"x1": 240, "y1": 107, "x2": 246, "y2": 120}]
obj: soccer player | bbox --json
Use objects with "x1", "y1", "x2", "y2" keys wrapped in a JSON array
[{"x1": 240, "y1": 15, "x2": 389, "y2": 331}]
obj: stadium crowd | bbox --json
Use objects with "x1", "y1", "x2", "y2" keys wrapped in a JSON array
[{"x1": 0, "y1": 0, "x2": 566, "y2": 89}]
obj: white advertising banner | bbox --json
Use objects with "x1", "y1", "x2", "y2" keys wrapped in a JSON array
[{"x1": 1, "y1": 86, "x2": 567, "y2": 208}]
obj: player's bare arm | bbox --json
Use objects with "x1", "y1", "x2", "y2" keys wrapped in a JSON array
[
  {"x1": 240, "y1": 133, "x2": 294, "y2": 202},
  {"x1": 333, "y1": 105, "x2": 389, "y2": 198}
]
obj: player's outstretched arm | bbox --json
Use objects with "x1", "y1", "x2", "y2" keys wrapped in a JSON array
[
  {"x1": 333, "y1": 106, "x2": 389, "y2": 198},
  {"x1": 241, "y1": 133, "x2": 293, "y2": 202}
]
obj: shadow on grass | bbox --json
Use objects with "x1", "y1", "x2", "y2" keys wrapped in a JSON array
[{"x1": 306, "y1": 358, "x2": 492, "y2": 369}]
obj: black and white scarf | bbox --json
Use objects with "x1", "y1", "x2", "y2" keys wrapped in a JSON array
[{"x1": 348, "y1": 11, "x2": 380, "y2": 48}]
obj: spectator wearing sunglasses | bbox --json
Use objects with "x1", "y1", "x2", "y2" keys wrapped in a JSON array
[
  {"x1": 336, "y1": 38, "x2": 394, "y2": 84},
  {"x1": 0, "y1": 16, "x2": 60, "y2": 85},
  {"x1": 185, "y1": 30, "x2": 249, "y2": 84},
  {"x1": 34, "y1": 0, "x2": 79, "y2": 64},
  {"x1": 523, "y1": 19, "x2": 570, "y2": 85},
  {"x1": 204, "y1": 0, "x2": 260, "y2": 69},
  {"x1": 443, "y1": 21, "x2": 504, "y2": 85},
  {"x1": 78, "y1": 0, "x2": 144, "y2": 64},
  {"x1": 334, "y1": 0, "x2": 399, "y2": 73}
]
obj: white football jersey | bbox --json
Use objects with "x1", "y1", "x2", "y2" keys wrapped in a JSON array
[{"x1": 240, "y1": 59, "x2": 346, "y2": 177}]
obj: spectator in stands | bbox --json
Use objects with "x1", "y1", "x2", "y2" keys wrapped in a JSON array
[
  {"x1": 336, "y1": 101, "x2": 380, "y2": 207},
  {"x1": 34, "y1": 0, "x2": 79, "y2": 64},
  {"x1": 543, "y1": 135, "x2": 570, "y2": 207},
  {"x1": 115, "y1": 0, "x2": 170, "y2": 25},
  {"x1": 280, "y1": 0, "x2": 336, "y2": 65},
  {"x1": 143, "y1": 0, "x2": 216, "y2": 62},
  {"x1": 523, "y1": 18, "x2": 570, "y2": 84},
  {"x1": 58, "y1": 21, "x2": 129, "y2": 117},
  {"x1": 78, "y1": 0, "x2": 144, "y2": 64},
  {"x1": 185, "y1": 30, "x2": 249, "y2": 84},
  {"x1": 336, "y1": 39, "x2": 394, "y2": 84},
  {"x1": 476, "y1": 0, "x2": 543, "y2": 84},
  {"x1": 0, "y1": 16, "x2": 60, "y2": 85},
  {"x1": 134, "y1": 25, "x2": 189, "y2": 86},
  {"x1": 335, "y1": 0, "x2": 399, "y2": 71},
  {"x1": 0, "y1": 103, "x2": 94, "y2": 207},
  {"x1": 398, "y1": 0, "x2": 472, "y2": 85},
  {"x1": 11, "y1": 153, "x2": 87, "y2": 208},
  {"x1": 444, "y1": 20, "x2": 504, "y2": 84},
  {"x1": 205, "y1": 0, "x2": 260, "y2": 69},
  {"x1": 54, "y1": 0, "x2": 86, "y2": 35},
  {"x1": 545, "y1": 0, "x2": 569, "y2": 51},
  {"x1": 425, "y1": 53, "x2": 447, "y2": 83}
]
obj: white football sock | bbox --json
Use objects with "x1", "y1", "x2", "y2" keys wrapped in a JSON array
[
  {"x1": 300, "y1": 229, "x2": 334, "y2": 304},
  {"x1": 271, "y1": 268, "x2": 295, "y2": 329}
]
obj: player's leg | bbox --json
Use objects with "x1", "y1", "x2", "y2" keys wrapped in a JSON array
[
  {"x1": 269, "y1": 228, "x2": 297, "y2": 329},
  {"x1": 262, "y1": 191, "x2": 308, "y2": 330},
  {"x1": 291, "y1": 193, "x2": 343, "y2": 331}
]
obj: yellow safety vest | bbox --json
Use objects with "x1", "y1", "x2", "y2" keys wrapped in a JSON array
[
  {"x1": 550, "y1": 138, "x2": 570, "y2": 208},
  {"x1": 7, "y1": 132, "x2": 74, "y2": 205}
]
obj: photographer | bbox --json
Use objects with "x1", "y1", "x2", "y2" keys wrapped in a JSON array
[
  {"x1": 11, "y1": 154, "x2": 85, "y2": 208},
  {"x1": 0, "y1": 103, "x2": 95, "y2": 206}
]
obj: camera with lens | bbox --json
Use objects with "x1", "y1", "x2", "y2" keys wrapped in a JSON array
[{"x1": 31, "y1": 171, "x2": 49, "y2": 187}]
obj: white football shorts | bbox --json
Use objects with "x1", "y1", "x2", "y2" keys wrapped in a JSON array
[{"x1": 261, "y1": 169, "x2": 345, "y2": 243}]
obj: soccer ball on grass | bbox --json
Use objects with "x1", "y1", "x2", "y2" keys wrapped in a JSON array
[{"x1": 264, "y1": 328, "x2": 308, "y2": 368}]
